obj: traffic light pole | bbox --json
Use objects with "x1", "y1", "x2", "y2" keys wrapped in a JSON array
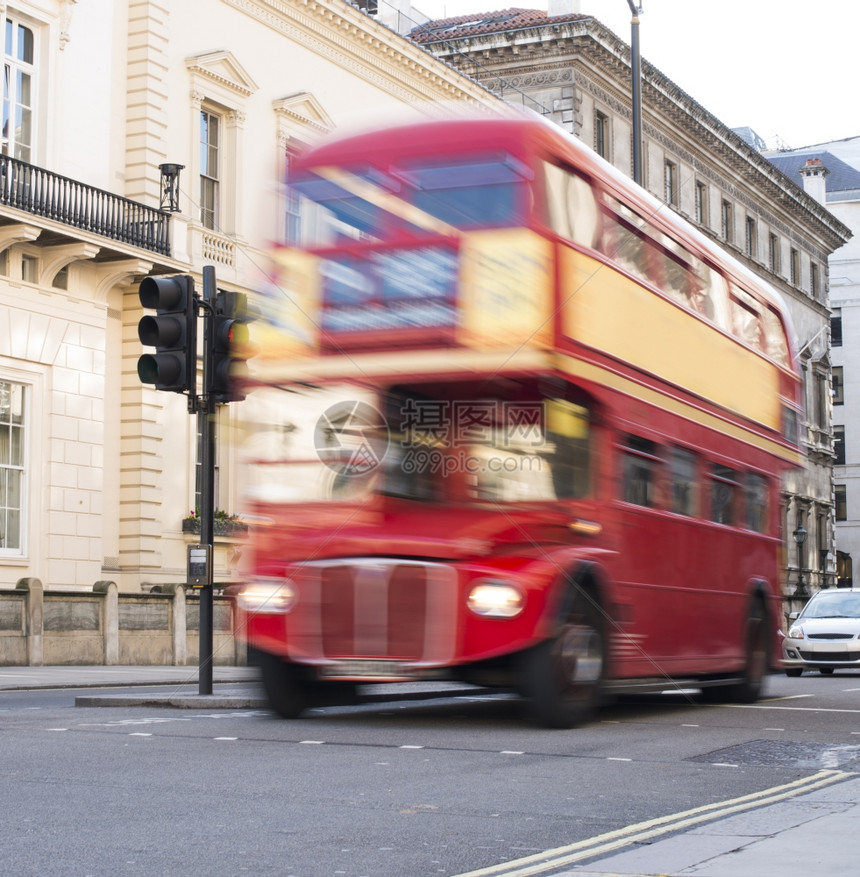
[
  {"x1": 138, "y1": 264, "x2": 252, "y2": 697},
  {"x1": 197, "y1": 265, "x2": 217, "y2": 696}
]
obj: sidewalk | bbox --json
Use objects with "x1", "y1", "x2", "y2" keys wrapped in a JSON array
[
  {"x1": 0, "y1": 664, "x2": 266, "y2": 708},
  {"x1": 556, "y1": 774, "x2": 860, "y2": 876}
]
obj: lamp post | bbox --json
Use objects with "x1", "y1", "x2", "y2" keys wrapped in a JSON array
[
  {"x1": 626, "y1": 1, "x2": 643, "y2": 185},
  {"x1": 793, "y1": 525, "x2": 808, "y2": 598}
]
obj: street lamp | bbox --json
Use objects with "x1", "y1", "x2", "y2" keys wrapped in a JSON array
[
  {"x1": 793, "y1": 525, "x2": 808, "y2": 598},
  {"x1": 158, "y1": 163, "x2": 185, "y2": 212},
  {"x1": 626, "y1": 1, "x2": 643, "y2": 185}
]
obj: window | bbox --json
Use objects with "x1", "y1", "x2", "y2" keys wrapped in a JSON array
[
  {"x1": 746, "y1": 473, "x2": 768, "y2": 533},
  {"x1": 669, "y1": 447, "x2": 697, "y2": 516},
  {"x1": 21, "y1": 253, "x2": 36, "y2": 282},
  {"x1": 694, "y1": 180, "x2": 707, "y2": 226},
  {"x1": 664, "y1": 159, "x2": 678, "y2": 206},
  {"x1": 2, "y1": 18, "x2": 34, "y2": 161},
  {"x1": 836, "y1": 484, "x2": 847, "y2": 522},
  {"x1": 284, "y1": 152, "x2": 302, "y2": 246},
  {"x1": 542, "y1": 163, "x2": 601, "y2": 249},
  {"x1": 594, "y1": 110, "x2": 609, "y2": 159},
  {"x1": 832, "y1": 366, "x2": 844, "y2": 406},
  {"x1": 200, "y1": 109, "x2": 220, "y2": 229},
  {"x1": 721, "y1": 199, "x2": 733, "y2": 243},
  {"x1": 0, "y1": 381, "x2": 24, "y2": 552},
  {"x1": 815, "y1": 370, "x2": 828, "y2": 429},
  {"x1": 834, "y1": 425, "x2": 845, "y2": 465},
  {"x1": 811, "y1": 262, "x2": 819, "y2": 299},
  {"x1": 745, "y1": 216, "x2": 757, "y2": 258},
  {"x1": 790, "y1": 248, "x2": 799, "y2": 286},
  {"x1": 710, "y1": 463, "x2": 740, "y2": 525},
  {"x1": 621, "y1": 435, "x2": 659, "y2": 508},
  {"x1": 769, "y1": 233, "x2": 780, "y2": 274},
  {"x1": 832, "y1": 308, "x2": 842, "y2": 346}
]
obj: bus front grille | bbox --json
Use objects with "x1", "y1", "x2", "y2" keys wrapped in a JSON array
[{"x1": 292, "y1": 559, "x2": 458, "y2": 665}]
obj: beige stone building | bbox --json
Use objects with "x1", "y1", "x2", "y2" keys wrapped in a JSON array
[
  {"x1": 0, "y1": 0, "x2": 496, "y2": 593},
  {"x1": 3, "y1": 0, "x2": 850, "y2": 604},
  {"x1": 406, "y1": 4, "x2": 852, "y2": 597}
]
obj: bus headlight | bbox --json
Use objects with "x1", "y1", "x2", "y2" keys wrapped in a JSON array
[
  {"x1": 467, "y1": 580, "x2": 524, "y2": 618},
  {"x1": 236, "y1": 580, "x2": 297, "y2": 614}
]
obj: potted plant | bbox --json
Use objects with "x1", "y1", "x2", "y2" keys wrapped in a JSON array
[{"x1": 182, "y1": 509, "x2": 248, "y2": 536}]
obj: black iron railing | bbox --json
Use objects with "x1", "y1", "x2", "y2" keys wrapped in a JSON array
[{"x1": 0, "y1": 154, "x2": 170, "y2": 256}]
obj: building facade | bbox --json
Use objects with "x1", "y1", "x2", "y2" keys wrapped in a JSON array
[
  {"x1": 0, "y1": 0, "x2": 498, "y2": 593},
  {"x1": 767, "y1": 139, "x2": 860, "y2": 587},
  {"x1": 407, "y1": 5, "x2": 852, "y2": 599}
]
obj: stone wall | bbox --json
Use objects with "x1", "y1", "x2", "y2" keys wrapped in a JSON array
[{"x1": 0, "y1": 578, "x2": 243, "y2": 667}]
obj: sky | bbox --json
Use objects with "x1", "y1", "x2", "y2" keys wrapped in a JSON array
[{"x1": 406, "y1": 1, "x2": 859, "y2": 150}]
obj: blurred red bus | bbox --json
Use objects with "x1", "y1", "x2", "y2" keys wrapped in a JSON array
[{"x1": 234, "y1": 111, "x2": 803, "y2": 727}]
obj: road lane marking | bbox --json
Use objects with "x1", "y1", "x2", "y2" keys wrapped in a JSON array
[
  {"x1": 727, "y1": 704, "x2": 860, "y2": 714},
  {"x1": 451, "y1": 770, "x2": 850, "y2": 877}
]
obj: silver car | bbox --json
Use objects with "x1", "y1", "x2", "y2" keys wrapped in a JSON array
[{"x1": 783, "y1": 588, "x2": 860, "y2": 676}]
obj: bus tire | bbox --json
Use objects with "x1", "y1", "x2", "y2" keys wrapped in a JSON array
[
  {"x1": 523, "y1": 583, "x2": 605, "y2": 729},
  {"x1": 258, "y1": 652, "x2": 309, "y2": 719},
  {"x1": 703, "y1": 597, "x2": 770, "y2": 704}
]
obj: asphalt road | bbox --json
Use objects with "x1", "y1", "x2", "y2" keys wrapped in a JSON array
[{"x1": 1, "y1": 672, "x2": 858, "y2": 876}]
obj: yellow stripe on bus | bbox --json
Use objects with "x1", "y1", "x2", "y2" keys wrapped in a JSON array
[
  {"x1": 561, "y1": 249, "x2": 781, "y2": 432},
  {"x1": 556, "y1": 352, "x2": 804, "y2": 466}
]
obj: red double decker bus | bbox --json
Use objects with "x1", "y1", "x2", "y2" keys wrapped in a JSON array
[{"x1": 234, "y1": 111, "x2": 803, "y2": 727}]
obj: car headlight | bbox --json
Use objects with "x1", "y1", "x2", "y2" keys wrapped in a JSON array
[
  {"x1": 787, "y1": 625, "x2": 804, "y2": 639},
  {"x1": 467, "y1": 580, "x2": 524, "y2": 618},
  {"x1": 236, "y1": 580, "x2": 297, "y2": 614}
]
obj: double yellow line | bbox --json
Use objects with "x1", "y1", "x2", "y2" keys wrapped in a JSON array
[{"x1": 453, "y1": 770, "x2": 849, "y2": 877}]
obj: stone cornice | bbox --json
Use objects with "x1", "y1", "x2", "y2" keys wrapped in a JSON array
[
  {"x1": 421, "y1": 17, "x2": 851, "y2": 254},
  {"x1": 223, "y1": 0, "x2": 499, "y2": 108}
]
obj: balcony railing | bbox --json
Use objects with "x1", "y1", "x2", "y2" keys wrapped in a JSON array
[{"x1": 0, "y1": 154, "x2": 170, "y2": 256}]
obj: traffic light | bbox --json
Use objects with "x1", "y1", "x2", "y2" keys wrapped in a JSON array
[
  {"x1": 209, "y1": 290, "x2": 253, "y2": 403},
  {"x1": 137, "y1": 274, "x2": 197, "y2": 394}
]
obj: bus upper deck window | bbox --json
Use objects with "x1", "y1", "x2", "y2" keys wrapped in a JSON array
[
  {"x1": 542, "y1": 162, "x2": 600, "y2": 249},
  {"x1": 394, "y1": 153, "x2": 532, "y2": 231},
  {"x1": 290, "y1": 165, "x2": 398, "y2": 245}
]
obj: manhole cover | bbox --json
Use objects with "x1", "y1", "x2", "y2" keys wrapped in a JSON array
[{"x1": 689, "y1": 740, "x2": 860, "y2": 769}]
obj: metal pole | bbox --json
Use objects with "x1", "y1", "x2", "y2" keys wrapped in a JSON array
[
  {"x1": 198, "y1": 265, "x2": 217, "y2": 695},
  {"x1": 627, "y1": 1, "x2": 643, "y2": 185}
]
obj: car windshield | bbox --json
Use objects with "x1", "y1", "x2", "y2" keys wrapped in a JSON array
[{"x1": 801, "y1": 593, "x2": 860, "y2": 619}]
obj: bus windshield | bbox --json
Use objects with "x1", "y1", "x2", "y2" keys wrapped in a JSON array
[
  {"x1": 240, "y1": 381, "x2": 591, "y2": 506},
  {"x1": 289, "y1": 152, "x2": 533, "y2": 247}
]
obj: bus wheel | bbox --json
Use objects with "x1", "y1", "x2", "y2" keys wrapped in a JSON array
[
  {"x1": 704, "y1": 598, "x2": 770, "y2": 703},
  {"x1": 258, "y1": 653, "x2": 309, "y2": 719},
  {"x1": 524, "y1": 587, "x2": 605, "y2": 729}
]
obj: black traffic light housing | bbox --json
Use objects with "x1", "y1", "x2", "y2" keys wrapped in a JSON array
[
  {"x1": 137, "y1": 274, "x2": 197, "y2": 394},
  {"x1": 208, "y1": 290, "x2": 252, "y2": 403}
]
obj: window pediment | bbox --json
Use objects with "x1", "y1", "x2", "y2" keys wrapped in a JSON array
[
  {"x1": 185, "y1": 51, "x2": 258, "y2": 99},
  {"x1": 273, "y1": 93, "x2": 333, "y2": 136}
]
